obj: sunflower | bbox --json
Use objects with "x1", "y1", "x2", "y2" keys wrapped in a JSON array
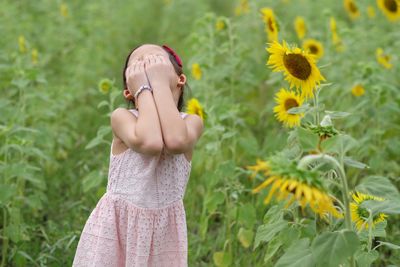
[
  {"x1": 98, "y1": 78, "x2": 113, "y2": 94},
  {"x1": 351, "y1": 84, "x2": 365, "y2": 97},
  {"x1": 350, "y1": 191, "x2": 388, "y2": 230},
  {"x1": 367, "y1": 5, "x2": 376, "y2": 18},
  {"x1": 60, "y1": 3, "x2": 68, "y2": 18},
  {"x1": 186, "y1": 98, "x2": 206, "y2": 121},
  {"x1": 330, "y1": 17, "x2": 345, "y2": 52},
  {"x1": 294, "y1": 16, "x2": 306, "y2": 40},
  {"x1": 245, "y1": 158, "x2": 270, "y2": 180},
  {"x1": 215, "y1": 19, "x2": 225, "y2": 31},
  {"x1": 266, "y1": 40, "x2": 326, "y2": 99},
  {"x1": 376, "y1": 48, "x2": 393, "y2": 69},
  {"x1": 377, "y1": 0, "x2": 400, "y2": 21},
  {"x1": 31, "y1": 48, "x2": 38, "y2": 65},
  {"x1": 302, "y1": 39, "x2": 324, "y2": 60},
  {"x1": 251, "y1": 158, "x2": 342, "y2": 219},
  {"x1": 18, "y1": 35, "x2": 27, "y2": 53},
  {"x1": 191, "y1": 63, "x2": 202, "y2": 80},
  {"x1": 234, "y1": 0, "x2": 250, "y2": 16},
  {"x1": 260, "y1": 8, "x2": 279, "y2": 42},
  {"x1": 344, "y1": 0, "x2": 360, "y2": 19},
  {"x1": 273, "y1": 88, "x2": 304, "y2": 128}
]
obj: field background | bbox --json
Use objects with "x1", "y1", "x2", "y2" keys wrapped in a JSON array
[{"x1": 1, "y1": 0, "x2": 399, "y2": 266}]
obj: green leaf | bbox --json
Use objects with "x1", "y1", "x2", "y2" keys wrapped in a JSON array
[
  {"x1": 343, "y1": 156, "x2": 369, "y2": 169},
  {"x1": 213, "y1": 251, "x2": 232, "y2": 267},
  {"x1": 311, "y1": 230, "x2": 360, "y2": 267},
  {"x1": 356, "y1": 176, "x2": 400, "y2": 199},
  {"x1": 0, "y1": 184, "x2": 16, "y2": 204},
  {"x1": 355, "y1": 250, "x2": 379, "y2": 267},
  {"x1": 237, "y1": 227, "x2": 254, "y2": 248},
  {"x1": 264, "y1": 237, "x2": 282, "y2": 263},
  {"x1": 296, "y1": 127, "x2": 319, "y2": 151},
  {"x1": 287, "y1": 103, "x2": 310, "y2": 114},
  {"x1": 205, "y1": 191, "x2": 225, "y2": 213},
  {"x1": 325, "y1": 110, "x2": 351, "y2": 119},
  {"x1": 254, "y1": 219, "x2": 288, "y2": 250},
  {"x1": 361, "y1": 199, "x2": 400, "y2": 215},
  {"x1": 82, "y1": 170, "x2": 104, "y2": 192},
  {"x1": 321, "y1": 134, "x2": 358, "y2": 155},
  {"x1": 279, "y1": 225, "x2": 301, "y2": 249},
  {"x1": 376, "y1": 241, "x2": 400, "y2": 250},
  {"x1": 238, "y1": 203, "x2": 256, "y2": 228},
  {"x1": 275, "y1": 238, "x2": 315, "y2": 267}
]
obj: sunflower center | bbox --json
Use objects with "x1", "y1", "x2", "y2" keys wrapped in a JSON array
[
  {"x1": 384, "y1": 0, "x2": 397, "y2": 12},
  {"x1": 284, "y1": 98, "x2": 299, "y2": 111},
  {"x1": 283, "y1": 53, "x2": 312, "y2": 80},
  {"x1": 349, "y1": 2, "x2": 358, "y2": 13},
  {"x1": 309, "y1": 45, "x2": 318, "y2": 54},
  {"x1": 267, "y1": 18, "x2": 275, "y2": 32}
]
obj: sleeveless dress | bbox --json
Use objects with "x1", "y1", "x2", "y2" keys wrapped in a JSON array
[{"x1": 72, "y1": 109, "x2": 192, "y2": 267}]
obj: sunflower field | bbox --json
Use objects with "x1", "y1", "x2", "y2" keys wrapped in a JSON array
[{"x1": 1, "y1": 0, "x2": 399, "y2": 266}]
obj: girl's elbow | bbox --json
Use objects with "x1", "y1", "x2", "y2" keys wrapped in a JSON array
[
  {"x1": 164, "y1": 137, "x2": 188, "y2": 154},
  {"x1": 142, "y1": 139, "x2": 164, "y2": 155}
]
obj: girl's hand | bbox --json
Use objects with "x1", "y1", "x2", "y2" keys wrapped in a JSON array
[
  {"x1": 144, "y1": 54, "x2": 176, "y2": 89},
  {"x1": 125, "y1": 60, "x2": 149, "y2": 95}
]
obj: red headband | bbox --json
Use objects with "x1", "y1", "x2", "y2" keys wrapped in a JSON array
[{"x1": 162, "y1": 44, "x2": 183, "y2": 68}]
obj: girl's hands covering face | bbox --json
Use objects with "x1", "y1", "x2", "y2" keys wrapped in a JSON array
[
  {"x1": 143, "y1": 54, "x2": 177, "y2": 89},
  {"x1": 125, "y1": 60, "x2": 149, "y2": 95}
]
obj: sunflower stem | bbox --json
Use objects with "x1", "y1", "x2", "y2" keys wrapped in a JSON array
[{"x1": 297, "y1": 154, "x2": 355, "y2": 267}]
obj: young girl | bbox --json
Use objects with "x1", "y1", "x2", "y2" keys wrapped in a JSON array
[{"x1": 72, "y1": 44, "x2": 204, "y2": 267}]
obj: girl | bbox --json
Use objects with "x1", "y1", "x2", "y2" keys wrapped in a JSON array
[{"x1": 72, "y1": 44, "x2": 204, "y2": 267}]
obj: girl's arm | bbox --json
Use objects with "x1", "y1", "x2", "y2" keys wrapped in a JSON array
[
  {"x1": 152, "y1": 83, "x2": 204, "y2": 154},
  {"x1": 110, "y1": 60, "x2": 164, "y2": 156}
]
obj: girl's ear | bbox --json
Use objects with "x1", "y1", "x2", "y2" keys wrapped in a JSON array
[
  {"x1": 177, "y1": 74, "x2": 186, "y2": 88},
  {"x1": 123, "y1": 89, "x2": 134, "y2": 100}
]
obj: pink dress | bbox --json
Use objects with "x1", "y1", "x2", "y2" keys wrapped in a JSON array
[{"x1": 72, "y1": 109, "x2": 192, "y2": 267}]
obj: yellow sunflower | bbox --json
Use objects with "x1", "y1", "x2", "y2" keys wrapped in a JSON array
[
  {"x1": 60, "y1": 3, "x2": 68, "y2": 18},
  {"x1": 252, "y1": 173, "x2": 342, "y2": 219},
  {"x1": 215, "y1": 19, "x2": 225, "y2": 31},
  {"x1": 302, "y1": 39, "x2": 324, "y2": 60},
  {"x1": 376, "y1": 48, "x2": 393, "y2": 69},
  {"x1": 294, "y1": 16, "x2": 306, "y2": 40},
  {"x1": 367, "y1": 5, "x2": 376, "y2": 18},
  {"x1": 31, "y1": 48, "x2": 39, "y2": 65},
  {"x1": 344, "y1": 0, "x2": 361, "y2": 19},
  {"x1": 266, "y1": 41, "x2": 326, "y2": 99},
  {"x1": 377, "y1": 0, "x2": 400, "y2": 21},
  {"x1": 234, "y1": 0, "x2": 250, "y2": 16},
  {"x1": 260, "y1": 8, "x2": 279, "y2": 42},
  {"x1": 191, "y1": 63, "x2": 202, "y2": 80},
  {"x1": 186, "y1": 98, "x2": 206, "y2": 121},
  {"x1": 245, "y1": 159, "x2": 270, "y2": 180},
  {"x1": 273, "y1": 88, "x2": 304, "y2": 128},
  {"x1": 18, "y1": 35, "x2": 27, "y2": 53},
  {"x1": 350, "y1": 191, "x2": 388, "y2": 230},
  {"x1": 98, "y1": 78, "x2": 113, "y2": 94},
  {"x1": 351, "y1": 84, "x2": 365, "y2": 97},
  {"x1": 330, "y1": 17, "x2": 345, "y2": 52}
]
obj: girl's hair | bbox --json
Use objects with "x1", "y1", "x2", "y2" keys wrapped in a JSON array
[{"x1": 122, "y1": 44, "x2": 188, "y2": 111}]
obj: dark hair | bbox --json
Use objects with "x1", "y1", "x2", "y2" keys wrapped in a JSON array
[{"x1": 122, "y1": 44, "x2": 189, "y2": 111}]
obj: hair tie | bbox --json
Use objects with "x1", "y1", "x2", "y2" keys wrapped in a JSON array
[{"x1": 162, "y1": 44, "x2": 183, "y2": 68}]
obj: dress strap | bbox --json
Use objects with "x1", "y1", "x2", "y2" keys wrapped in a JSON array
[{"x1": 128, "y1": 109, "x2": 139, "y2": 117}]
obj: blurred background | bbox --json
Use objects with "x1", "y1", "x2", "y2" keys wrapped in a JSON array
[{"x1": 0, "y1": 0, "x2": 399, "y2": 266}]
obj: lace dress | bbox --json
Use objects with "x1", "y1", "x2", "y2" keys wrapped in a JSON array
[{"x1": 72, "y1": 109, "x2": 192, "y2": 267}]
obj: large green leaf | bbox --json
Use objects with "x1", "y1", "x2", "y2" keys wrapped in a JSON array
[
  {"x1": 275, "y1": 238, "x2": 315, "y2": 267},
  {"x1": 311, "y1": 230, "x2": 360, "y2": 267},
  {"x1": 253, "y1": 219, "x2": 288, "y2": 250},
  {"x1": 296, "y1": 127, "x2": 319, "y2": 151},
  {"x1": 321, "y1": 134, "x2": 358, "y2": 155},
  {"x1": 356, "y1": 176, "x2": 400, "y2": 199},
  {"x1": 264, "y1": 237, "x2": 282, "y2": 263},
  {"x1": 361, "y1": 199, "x2": 400, "y2": 215},
  {"x1": 355, "y1": 250, "x2": 379, "y2": 267}
]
